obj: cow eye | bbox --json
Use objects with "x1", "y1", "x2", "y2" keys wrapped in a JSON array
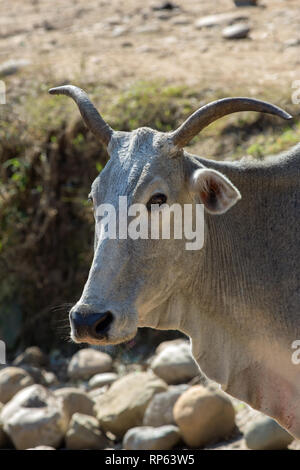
[{"x1": 146, "y1": 193, "x2": 167, "y2": 211}]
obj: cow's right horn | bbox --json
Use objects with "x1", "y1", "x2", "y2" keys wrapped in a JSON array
[
  {"x1": 170, "y1": 97, "x2": 292, "y2": 149},
  {"x1": 49, "y1": 85, "x2": 113, "y2": 146}
]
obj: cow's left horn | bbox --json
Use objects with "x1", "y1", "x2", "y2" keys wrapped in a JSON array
[
  {"x1": 170, "y1": 97, "x2": 292, "y2": 148},
  {"x1": 48, "y1": 85, "x2": 113, "y2": 146}
]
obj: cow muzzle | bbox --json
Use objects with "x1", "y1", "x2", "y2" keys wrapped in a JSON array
[{"x1": 69, "y1": 309, "x2": 114, "y2": 343}]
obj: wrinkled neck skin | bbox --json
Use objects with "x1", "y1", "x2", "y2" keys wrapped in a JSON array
[{"x1": 140, "y1": 147, "x2": 300, "y2": 438}]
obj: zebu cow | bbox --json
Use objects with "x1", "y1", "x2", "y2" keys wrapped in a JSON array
[{"x1": 49, "y1": 85, "x2": 300, "y2": 437}]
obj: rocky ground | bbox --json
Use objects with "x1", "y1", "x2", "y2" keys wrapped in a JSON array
[{"x1": 0, "y1": 339, "x2": 298, "y2": 450}]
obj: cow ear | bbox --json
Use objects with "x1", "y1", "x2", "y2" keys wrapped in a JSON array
[{"x1": 190, "y1": 168, "x2": 241, "y2": 214}]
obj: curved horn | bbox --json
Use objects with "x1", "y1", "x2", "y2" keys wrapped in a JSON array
[
  {"x1": 48, "y1": 85, "x2": 113, "y2": 146},
  {"x1": 170, "y1": 97, "x2": 292, "y2": 148}
]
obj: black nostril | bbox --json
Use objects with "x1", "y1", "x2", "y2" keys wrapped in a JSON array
[
  {"x1": 93, "y1": 311, "x2": 113, "y2": 337},
  {"x1": 70, "y1": 311, "x2": 113, "y2": 339}
]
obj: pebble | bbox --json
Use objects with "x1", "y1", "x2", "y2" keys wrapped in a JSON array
[
  {"x1": 234, "y1": 0, "x2": 257, "y2": 6},
  {"x1": 222, "y1": 23, "x2": 251, "y2": 39},
  {"x1": 195, "y1": 13, "x2": 248, "y2": 29},
  {"x1": 0, "y1": 59, "x2": 31, "y2": 77}
]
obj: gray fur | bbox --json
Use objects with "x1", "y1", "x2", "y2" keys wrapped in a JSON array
[{"x1": 70, "y1": 127, "x2": 300, "y2": 437}]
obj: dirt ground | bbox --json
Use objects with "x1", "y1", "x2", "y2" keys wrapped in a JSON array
[{"x1": 1, "y1": 0, "x2": 300, "y2": 95}]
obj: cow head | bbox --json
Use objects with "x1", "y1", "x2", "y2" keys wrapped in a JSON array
[{"x1": 49, "y1": 85, "x2": 291, "y2": 347}]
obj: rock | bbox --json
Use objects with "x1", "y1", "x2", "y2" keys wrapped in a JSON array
[
  {"x1": 234, "y1": 0, "x2": 257, "y2": 6},
  {"x1": 284, "y1": 38, "x2": 300, "y2": 48},
  {"x1": 88, "y1": 387, "x2": 108, "y2": 400},
  {"x1": 143, "y1": 385, "x2": 188, "y2": 427},
  {"x1": 13, "y1": 347, "x2": 47, "y2": 368},
  {"x1": 0, "y1": 367, "x2": 34, "y2": 404},
  {"x1": 48, "y1": 350, "x2": 69, "y2": 383},
  {"x1": 105, "y1": 16, "x2": 122, "y2": 26},
  {"x1": 155, "y1": 12, "x2": 171, "y2": 21},
  {"x1": 152, "y1": 2, "x2": 178, "y2": 10},
  {"x1": 0, "y1": 59, "x2": 31, "y2": 77},
  {"x1": 195, "y1": 12, "x2": 248, "y2": 29},
  {"x1": 27, "y1": 446, "x2": 55, "y2": 450},
  {"x1": 88, "y1": 373, "x2": 118, "y2": 390},
  {"x1": 68, "y1": 348, "x2": 113, "y2": 380},
  {"x1": 173, "y1": 385, "x2": 235, "y2": 447},
  {"x1": 19, "y1": 365, "x2": 44, "y2": 384},
  {"x1": 0, "y1": 403, "x2": 8, "y2": 448},
  {"x1": 65, "y1": 413, "x2": 108, "y2": 450},
  {"x1": 222, "y1": 23, "x2": 250, "y2": 39},
  {"x1": 121, "y1": 41, "x2": 133, "y2": 48},
  {"x1": 43, "y1": 20, "x2": 56, "y2": 31},
  {"x1": 155, "y1": 339, "x2": 187, "y2": 355},
  {"x1": 137, "y1": 45, "x2": 155, "y2": 53},
  {"x1": 54, "y1": 387, "x2": 96, "y2": 422},
  {"x1": 123, "y1": 425, "x2": 181, "y2": 450},
  {"x1": 163, "y1": 36, "x2": 177, "y2": 45},
  {"x1": 245, "y1": 416, "x2": 293, "y2": 450},
  {"x1": 171, "y1": 16, "x2": 191, "y2": 26},
  {"x1": 1, "y1": 384, "x2": 68, "y2": 450},
  {"x1": 95, "y1": 372, "x2": 168, "y2": 437},
  {"x1": 136, "y1": 24, "x2": 161, "y2": 34},
  {"x1": 150, "y1": 341, "x2": 199, "y2": 384},
  {"x1": 41, "y1": 370, "x2": 59, "y2": 387},
  {"x1": 111, "y1": 26, "x2": 129, "y2": 38},
  {"x1": 20, "y1": 365, "x2": 58, "y2": 387}
]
